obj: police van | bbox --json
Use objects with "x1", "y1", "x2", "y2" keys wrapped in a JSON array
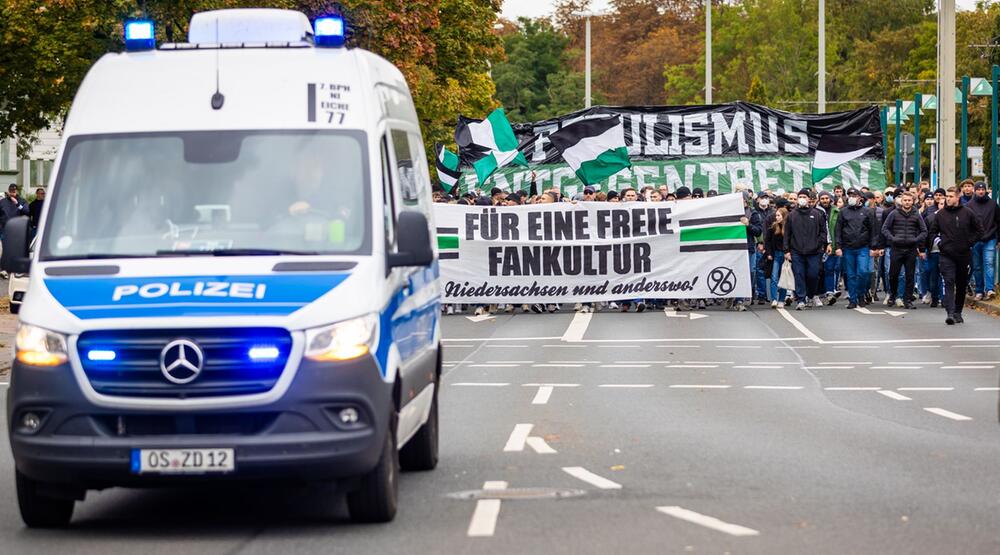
[{"x1": 1, "y1": 9, "x2": 442, "y2": 527}]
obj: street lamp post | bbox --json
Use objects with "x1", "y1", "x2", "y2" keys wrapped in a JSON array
[
  {"x1": 937, "y1": 0, "x2": 956, "y2": 190},
  {"x1": 706, "y1": 0, "x2": 712, "y2": 104},
  {"x1": 895, "y1": 99, "x2": 902, "y2": 185},
  {"x1": 914, "y1": 93, "x2": 921, "y2": 182},
  {"x1": 573, "y1": 11, "x2": 598, "y2": 109},
  {"x1": 818, "y1": 0, "x2": 825, "y2": 113},
  {"x1": 961, "y1": 75, "x2": 969, "y2": 180}
]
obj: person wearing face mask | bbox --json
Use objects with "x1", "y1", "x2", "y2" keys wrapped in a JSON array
[
  {"x1": 816, "y1": 191, "x2": 841, "y2": 304},
  {"x1": 784, "y1": 189, "x2": 830, "y2": 310},
  {"x1": 752, "y1": 192, "x2": 775, "y2": 304},
  {"x1": 966, "y1": 182, "x2": 999, "y2": 300},
  {"x1": 835, "y1": 189, "x2": 878, "y2": 309},
  {"x1": 919, "y1": 192, "x2": 943, "y2": 306},
  {"x1": 881, "y1": 192, "x2": 927, "y2": 309},
  {"x1": 929, "y1": 186, "x2": 984, "y2": 324}
]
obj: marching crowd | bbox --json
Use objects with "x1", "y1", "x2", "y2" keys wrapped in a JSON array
[{"x1": 435, "y1": 176, "x2": 1000, "y2": 325}]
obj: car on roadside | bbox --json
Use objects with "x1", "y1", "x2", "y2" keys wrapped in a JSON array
[
  {"x1": 0, "y1": 8, "x2": 441, "y2": 528},
  {"x1": 8, "y1": 271, "x2": 28, "y2": 314}
]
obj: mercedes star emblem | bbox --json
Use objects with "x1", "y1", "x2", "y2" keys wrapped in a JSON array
[{"x1": 160, "y1": 339, "x2": 204, "y2": 384}]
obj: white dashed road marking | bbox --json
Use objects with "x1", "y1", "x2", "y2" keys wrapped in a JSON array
[
  {"x1": 562, "y1": 466, "x2": 622, "y2": 490},
  {"x1": 468, "y1": 481, "x2": 507, "y2": 537},
  {"x1": 743, "y1": 385, "x2": 804, "y2": 390},
  {"x1": 599, "y1": 384, "x2": 655, "y2": 388},
  {"x1": 670, "y1": 384, "x2": 731, "y2": 389},
  {"x1": 825, "y1": 387, "x2": 881, "y2": 391},
  {"x1": 667, "y1": 364, "x2": 720, "y2": 369},
  {"x1": 941, "y1": 365, "x2": 996, "y2": 369},
  {"x1": 877, "y1": 390, "x2": 912, "y2": 401},
  {"x1": 898, "y1": 387, "x2": 954, "y2": 391},
  {"x1": 599, "y1": 364, "x2": 650, "y2": 368},
  {"x1": 452, "y1": 382, "x2": 510, "y2": 387},
  {"x1": 656, "y1": 506, "x2": 760, "y2": 537},
  {"x1": 923, "y1": 408, "x2": 973, "y2": 421},
  {"x1": 532, "y1": 386, "x2": 553, "y2": 405}
]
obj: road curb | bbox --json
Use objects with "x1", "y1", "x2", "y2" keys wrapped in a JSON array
[{"x1": 966, "y1": 298, "x2": 1000, "y2": 318}]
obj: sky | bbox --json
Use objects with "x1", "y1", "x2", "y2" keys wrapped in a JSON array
[{"x1": 501, "y1": 0, "x2": 988, "y2": 22}]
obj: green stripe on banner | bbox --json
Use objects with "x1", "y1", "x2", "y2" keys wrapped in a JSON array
[
  {"x1": 438, "y1": 236, "x2": 459, "y2": 249},
  {"x1": 577, "y1": 147, "x2": 631, "y2": 186},
  {"x1": 680, "y1": 225, "x2": 746, "y2": 242}
]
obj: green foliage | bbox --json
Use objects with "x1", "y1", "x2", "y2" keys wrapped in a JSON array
[
  {"x1": 0, "y1": 0, "x2": 503, "y2": 162},
  {"x1": 492, "y1": 17, "x2": 593, "y2": 121}
]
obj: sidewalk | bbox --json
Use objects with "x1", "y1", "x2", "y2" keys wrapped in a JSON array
[{"x1": 966, "y1": 293, "x2": 1000, "y2": 318}]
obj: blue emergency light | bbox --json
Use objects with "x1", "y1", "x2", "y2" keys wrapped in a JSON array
[
  {"x1": 124, "y1": 20, "x2": 156, "y2": 51},
  {"x1": 248, "y1": 346, "x2": 281, "y2": 362},
  {"x1": 314, "y1": 16, "x2": 346, "y2": 48},
  {"x1": 87, "y1": 349, "x2": 117, "y2": 362}
]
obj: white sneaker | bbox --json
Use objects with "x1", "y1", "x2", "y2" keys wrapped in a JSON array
[
  {"x1": 795, "y1": 302, "x2": 805, "y2": 311},
  {"x1": 975, "y1": 293, "x2": 984, "y2": 301},
  {"x1": 814, "y1": 297, "x2": 824, "y2": 308},
  {"x1": 895, "y1": 298, "x2": 904, "y2": 308},
  {"x1": 988, "y1": 290, "x2": 997, "y2": 300},
  {"x1": 574, "y1": 303, "x2": 583, "y2": 312},
  {"x1": 505, "y1": 304, "x2": 514, "y2": 313},
  {"x1": 445, "y1": 305, "x2": 455, "y2": 315},
  {"x1": 771, "y1": 300, "x2": 778, "y2": 308},
  {"x1": 474, "y1": 306, "x2": 486, "y2": 316},
  {"x1": 609, "y1": 302, "x2": 620, "y2": 310},
  {"x1": 883, "y1": 296, "x2": 892, "y2": 306},
  {"x1": 922, "y1": 293, "x2": 931, "y2": 304}
]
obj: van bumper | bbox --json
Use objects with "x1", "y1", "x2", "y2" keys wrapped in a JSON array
[{"x1": 7, "y1": 355, "x2": 392, "y2": 488}]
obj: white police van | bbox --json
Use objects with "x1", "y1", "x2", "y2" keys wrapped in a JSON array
[{"x1": 1, "y1": 9, "x2": 441, "y2": 527}]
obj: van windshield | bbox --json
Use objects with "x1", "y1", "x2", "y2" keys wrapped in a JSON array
[{"x1": 40, "y1": 130, "x2": 371, "y2": 261}]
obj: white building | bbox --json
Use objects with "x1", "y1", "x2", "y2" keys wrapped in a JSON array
[{"x1": 0, "y1": 126, "x2": 61, "y2": 192}]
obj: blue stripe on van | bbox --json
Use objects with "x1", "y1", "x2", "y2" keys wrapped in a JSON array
[{"x1": 44, "y1": 274, "x2": 350, "y2": 319}]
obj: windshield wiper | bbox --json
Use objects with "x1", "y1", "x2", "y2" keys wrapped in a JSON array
[
  {"x1": 155, "y1": 248, "x2": 320, "y2": 257},
  {"x1": 48, "y1": 253, "x2": 151, "y2": 261}
]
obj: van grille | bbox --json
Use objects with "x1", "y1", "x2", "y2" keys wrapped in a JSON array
[{"x1": 77, "y1": 328, "x2": 292, "y2": 398}]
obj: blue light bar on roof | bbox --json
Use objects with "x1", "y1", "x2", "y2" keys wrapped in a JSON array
[
  {"x1": 124, "y1": 20, "x2": 156, "y2": 51},
  {"x1": 314, "y1": 16, "x2": 345, "y2": 48}
]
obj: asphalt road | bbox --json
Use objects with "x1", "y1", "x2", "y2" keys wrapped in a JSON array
[{"x1": 2, "y1": 303, "x2": 1000, "y2": 554}]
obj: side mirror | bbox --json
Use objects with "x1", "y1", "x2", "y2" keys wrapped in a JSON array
[
  {"x1": 1, "y1": 216, "x2": 31, "y2": 274},
  {"x1": 388, "y1": 211, "x2": 433, "y2": 268}
]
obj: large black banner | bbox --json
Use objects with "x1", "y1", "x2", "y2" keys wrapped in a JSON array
[{"x1": 457, "y1": 102, "x2": 883, "y2": 167}]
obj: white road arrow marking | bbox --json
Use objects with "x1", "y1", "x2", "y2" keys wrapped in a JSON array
[
  {"x1": 663, "y1": 309, "x2": 709, "y2": 320},
  {"x1": 656, "y1": 506, "x2": 760, "y2": 537},
  {"x1": 503, "y1": 423, "x2": 558, "y2": 453},
  {"x1": 466, "y1": 314, "x2": 496, "y2": 323},
  {"x1": 855, "y1": 307, "x2": 907, "y2": 317}
]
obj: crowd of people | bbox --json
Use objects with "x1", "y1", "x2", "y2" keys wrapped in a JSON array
[{"x1": 435, "y1": 175, "x2": 1000, "y2": 325}]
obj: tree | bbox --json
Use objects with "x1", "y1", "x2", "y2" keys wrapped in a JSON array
[{"x1": 492, "y1": 17, "x2": 591, "y2": 121}]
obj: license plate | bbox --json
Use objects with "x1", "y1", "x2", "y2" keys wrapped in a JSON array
[{"x1": 132, "y1": 448, "x2": 235, "y2": 474}]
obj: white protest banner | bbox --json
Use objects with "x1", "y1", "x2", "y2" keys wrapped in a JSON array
[{"x1": 434, "y1": 195, "x2": 751, "y2": 303}]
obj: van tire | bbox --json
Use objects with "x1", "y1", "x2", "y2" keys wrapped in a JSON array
[
  {"x1": 399, "y1": 385, "x2": 438, "y2": 471},
  {"x1": 347, "y1": 419, "x2": 399, "y2": 523},
  {"x1": 16, "y1": 471, "x2": 74, "y2": 528}
]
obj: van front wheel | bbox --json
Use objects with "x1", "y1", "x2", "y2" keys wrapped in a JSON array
[
  {"x1": 347, "y1": 421, "x2": 399, "y2": 523},
  {"x1": 16, "y1": 470, "x2": 74, "y2": 528}
]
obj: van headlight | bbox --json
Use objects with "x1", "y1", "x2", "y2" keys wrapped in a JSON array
[
  {"x1": 15, "y1": 324, "x2": 68, "y2": 367},
  {"x1": 304, "y1": 314, "x2": 379, "y2": 362}
]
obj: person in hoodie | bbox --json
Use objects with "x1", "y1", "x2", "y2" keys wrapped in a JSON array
[
  {"x1": 835, "y1": 188, "x2": 878, "y2": 309},
  {"x1": 752, "y1": 192, "x2": 774, "y2": 304},
  {"x1": 967, "y1": 182, "x2": 1000, "y2": 300},
  {"x1": 881, "y1": 191, "x2": 927, "y2": 309},
  {"x1": 784, "y1": 189, "x2": 829, "y2": 310},
  {"x1": 817, "y1": 191, "x2": 841, "y2": 304},
  {"x1": 919, "y1": 192, "x2": 943, "y2": 307},
  {"x1": 930, "y1": 186, "x2": 984, "y2": 325}
]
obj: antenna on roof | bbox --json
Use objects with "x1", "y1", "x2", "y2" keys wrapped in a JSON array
[{"x1": 211, "y1": 16, "x2": 225, "y2": 110}]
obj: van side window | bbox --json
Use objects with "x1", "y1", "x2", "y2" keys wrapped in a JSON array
[
  {"x1": 381, "y1": 135, "x2": 397, "y2": 250},
  {"x1": 390, "y1": 129, "x2": 420, "y2": 206}
]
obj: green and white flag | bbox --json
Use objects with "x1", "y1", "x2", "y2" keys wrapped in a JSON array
[
  {"x1": 456, "y1": 108, "x2": 528, "y2": 184},
  {"x1": 811, "y1": 134, "x2": 880, "y2": 183},
  {"x1": 548, "y1": 115, "x2": 631, "y2": 185},
  {"x1": 435, "y1": 144, "x2": 461, "y2": 190}
]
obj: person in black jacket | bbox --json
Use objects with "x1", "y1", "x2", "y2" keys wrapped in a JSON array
[
  {"x1": 930, "y1": 187, "x2": 985, "y2": 324},
  {"x1": 881, "y1": 192, "x2": 927, "y2": 309},
  {"x1": 783, "y1": 189, "x2": 829, "y2": 310},
  {"x1": 835, "y1": 188, "x2": 878, "y2": 309},
  {"x1": 966, "y1": 182, "x2": 1000, "y2": 300}
]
